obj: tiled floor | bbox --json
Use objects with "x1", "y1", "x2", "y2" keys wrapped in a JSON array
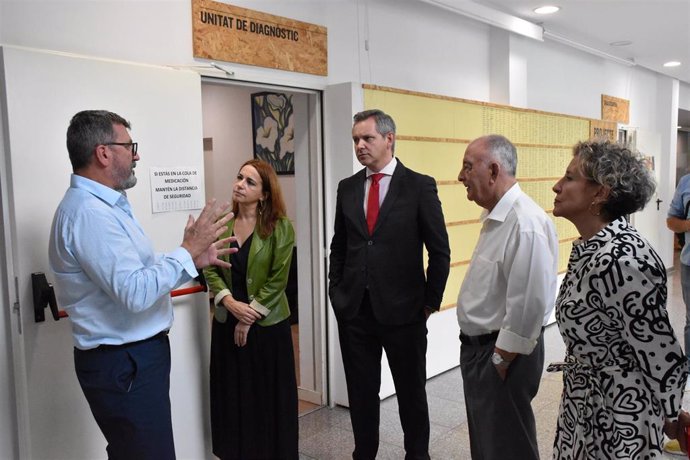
[{"x1": 298, "y1": 261, "x2": 690, "y2": 459}]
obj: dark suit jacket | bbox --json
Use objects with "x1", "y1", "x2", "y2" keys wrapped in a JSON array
[{"x1": 328, "y1": 161, "x2": 450, "y2": 325}]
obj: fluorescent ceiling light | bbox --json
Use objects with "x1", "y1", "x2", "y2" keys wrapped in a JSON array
[
  {"x1": 534, "y1": 6, "x2": 560, "y2": 15},
  {"x1": 419, "y1": 0, "x2": 543, "y2": 41},
  {"x1": 664, "y1": 61, "x2": 681, "y2": 67}
]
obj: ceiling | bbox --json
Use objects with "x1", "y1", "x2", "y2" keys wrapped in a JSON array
[{"x1": 468, "y1": 0, "x2": 690, "y2": 85}]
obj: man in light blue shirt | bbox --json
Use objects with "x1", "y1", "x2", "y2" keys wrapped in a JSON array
[
  {"x1": 49, "y1": 110, "x2": 234, "y2": 460},
  {"x1": 668, "y1": 173, "x2": 690, "y2": 369}
]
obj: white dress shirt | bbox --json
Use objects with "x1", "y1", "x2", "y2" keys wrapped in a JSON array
[
  {"x1": 457, "y1": 183, "x2": 558, "y2": 355},
  {"x1": 363, "y1": 157, "x2": 397, "y2": 214}
]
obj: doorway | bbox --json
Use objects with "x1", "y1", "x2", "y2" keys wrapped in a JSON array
[
  {"x1": 200, "y1": 79, "x2": 326, "y2": 414},
  {"x1": 676, "y1": 109, "x2": 690, "y2": 182}
]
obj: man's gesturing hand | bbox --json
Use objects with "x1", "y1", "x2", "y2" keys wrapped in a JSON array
[{"x1": 181, "y1": 199, "x2": 237, "y2": 269}]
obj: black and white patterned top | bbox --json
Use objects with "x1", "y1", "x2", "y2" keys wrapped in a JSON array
[{"x1": 553, "y1": 217, "x2": 688, "y2": 459}]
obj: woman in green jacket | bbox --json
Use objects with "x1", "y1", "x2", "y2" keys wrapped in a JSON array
[{"x1": 204, "y1": 159, "x2": 297, "y2": 459}]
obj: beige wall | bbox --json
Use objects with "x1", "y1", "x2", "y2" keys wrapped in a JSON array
[{"x1": 201, "y1": 83, "x2": 297, "y2": 224}]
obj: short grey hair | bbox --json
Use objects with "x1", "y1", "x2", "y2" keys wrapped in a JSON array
[
  {"x1": 483, "y1": 134, "x2": 517, "y2": 177},
  {"x1": 67, "y1": 110, "x2": 130, "y2": 171},
  {"x1": 574, "y1": 139, "x2": 655, "y2": 221},
  {"x1": 353, "y1": 109, "x2": 396, "y2": 153}
]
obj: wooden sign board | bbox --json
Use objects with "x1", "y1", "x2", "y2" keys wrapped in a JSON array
[
  {"x1": 192, "y1": 0, "x2": 327, "y2": 76},
  {"x1": 590, "y1": 119, "x2": 617, "y2": 141},
  {"x1": 601, "y1": 94, "x2": 629, "y2": 124}
]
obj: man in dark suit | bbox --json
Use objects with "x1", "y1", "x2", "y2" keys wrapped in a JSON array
[{"x1": 328, "y1": 109, "x2": 450, "y2": 460}]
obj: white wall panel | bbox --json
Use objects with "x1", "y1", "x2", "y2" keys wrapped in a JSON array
[{"x1": 1, "y1": 46, "x2": 211, "y2": 459}]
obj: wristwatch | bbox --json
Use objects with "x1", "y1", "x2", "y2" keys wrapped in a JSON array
[{"x1": 491, "y1": 352, "x2": 512, "y2": 368}]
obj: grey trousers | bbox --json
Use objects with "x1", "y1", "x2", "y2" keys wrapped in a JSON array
[{"x1": 460, "y1": 331, "x2": 544, "y2": 460}]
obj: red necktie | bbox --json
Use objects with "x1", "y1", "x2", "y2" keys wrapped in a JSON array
[{"x1": 367, "y1": 173, "x2": 384, "y2": 235}]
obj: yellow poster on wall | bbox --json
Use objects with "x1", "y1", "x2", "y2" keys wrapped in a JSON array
[{"x1": 363, "y1": 85, "x2": 589, "y2": 310}]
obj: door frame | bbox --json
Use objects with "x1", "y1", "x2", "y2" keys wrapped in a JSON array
[
  {"x1": 200, "y1": 76, "x2": 328, "y2": 406},
  {"x1": 0, "y1": 45, "x2": 34, "y2": 459}
]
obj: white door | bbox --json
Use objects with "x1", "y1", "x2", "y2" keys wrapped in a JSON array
[
  {"x1": 1, "y1": 46, "x2": 213, "y2": 459},
  {"x1": 630, "y1": 129, "x2": 669, "y2": 265}
]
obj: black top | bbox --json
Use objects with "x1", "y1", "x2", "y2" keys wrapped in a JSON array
[{"x1": 230, "y1": 232, "x2": 253, "y2": 304}]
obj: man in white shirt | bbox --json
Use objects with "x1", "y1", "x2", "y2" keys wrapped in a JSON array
[{"x1": 456, "y1": 135, "x2": 558, "y2": 460}]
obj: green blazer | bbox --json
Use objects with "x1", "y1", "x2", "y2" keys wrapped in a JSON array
[{"x1": 204, "y1": 216, "x2": 295, "y2": 327}]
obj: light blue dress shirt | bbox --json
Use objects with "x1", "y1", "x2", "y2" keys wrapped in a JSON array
[
  {"x1": 49, "y1": 174, "x2": 198, "y2": 350},
  {"x1": 668, "y1": 173, "x2": 690, "y2": 266}
]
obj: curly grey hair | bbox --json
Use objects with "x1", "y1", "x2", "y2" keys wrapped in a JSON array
[{"x1": 574, "y1": 139, "x2": 655, "y2": 221}]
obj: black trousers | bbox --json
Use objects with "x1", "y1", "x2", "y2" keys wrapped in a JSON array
[
  {"x1": 73, "y1": 332, "x2": 175, "y2": 460},
  {"x1": 460, "y1": 330, "x2": 544, "y2": 460},
  {"x1": 337, "y1": 293, "x2": 430, "y2": 460},
  {"x1": 210, "y1": 317, "x2": 298, "y2": 460}
]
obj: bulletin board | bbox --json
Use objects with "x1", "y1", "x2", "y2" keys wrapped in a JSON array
[{"x1": 364, "y1": 85, "x2": 590, "y2": 310}]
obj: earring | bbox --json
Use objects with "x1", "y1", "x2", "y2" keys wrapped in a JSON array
[
  {"x1": 258, "y1": 200, "x2": 264, "y2": 215},
  {"x1": 588, "y1": 200, "x2": 601, "y2": 216}
]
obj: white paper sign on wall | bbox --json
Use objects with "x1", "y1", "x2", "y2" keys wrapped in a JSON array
[{"x1": 150, "y1": 167, "x2": 204, "y2": 213}]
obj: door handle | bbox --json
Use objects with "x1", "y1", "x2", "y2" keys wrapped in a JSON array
[
  {"x1": 32, "y1": 272, "x2": 67, "y2": 322},
  {"x1": 31, "y1": 271, "x2": 207, "y2": 322},
  {"x1": 656, "y1": 198, "x2": 663, "y2": 211}
]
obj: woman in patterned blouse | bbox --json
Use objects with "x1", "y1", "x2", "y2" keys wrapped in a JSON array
[{"x1": 550, "y1": 139, "x2": 690, "y2": 459}]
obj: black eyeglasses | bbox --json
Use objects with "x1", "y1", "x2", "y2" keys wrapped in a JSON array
[{"x1": 104, "y1": 142, "x2": 138, "y2": 156}]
